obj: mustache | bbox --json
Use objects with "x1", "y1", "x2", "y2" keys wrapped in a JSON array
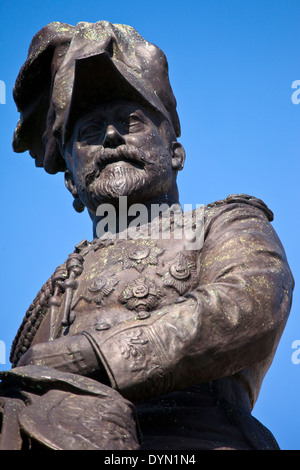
[
  {"x1": 95, "y1": 145, "x2": 146, "y2": 171},
  {"x1": 84, "y1": 145, "x2": 147, "y2": 187}
]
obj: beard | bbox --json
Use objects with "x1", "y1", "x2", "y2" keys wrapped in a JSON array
[{"x1": 77, "y1": 144, "x2": 173, "y2": 211}]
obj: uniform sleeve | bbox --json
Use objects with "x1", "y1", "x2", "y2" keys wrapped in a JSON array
[{"x1": 82, "y1": 203, "x2": 294, "y2": 402}]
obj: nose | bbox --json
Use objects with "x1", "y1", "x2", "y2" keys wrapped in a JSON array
[{"x1": 103, "y1": 124, "x2": 125, "y2": 148}]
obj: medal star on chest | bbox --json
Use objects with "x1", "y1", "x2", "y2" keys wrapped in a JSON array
[
  {"x1": 122, "y1": 242, "x2": 164, "y2": 273},
  {"x1": 88, "y1": 274, "x2": 119, "y2": 304},
  {"x1": 71, "y1": 273, "x2": 119, "y2": 309},
  {"x1": 157, "y1": 252, "x2": 197, "y2": 295},
  {"x1": 119, "y1": 276, "x2": 163, "y2": 314}
]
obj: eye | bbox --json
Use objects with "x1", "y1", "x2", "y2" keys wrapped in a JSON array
[
  {"x1": 120, "y1": 113, "x2": 145, "y2": 132},
  {"x1": 79, "y1": 122, "x2": 105, "y2": 142}
]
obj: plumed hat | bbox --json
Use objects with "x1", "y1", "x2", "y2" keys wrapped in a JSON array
[{"x1": 12, "y1": 21, "x2": 181, "y2": 174}]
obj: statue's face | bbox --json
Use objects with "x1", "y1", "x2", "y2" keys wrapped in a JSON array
[{"x1": 64, "y1": 100, "x2": 184, "y2": 213}]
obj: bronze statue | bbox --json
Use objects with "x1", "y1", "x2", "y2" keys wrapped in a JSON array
[{"x1": 0, "y1": 21, "x2": 294, "y2": 450}]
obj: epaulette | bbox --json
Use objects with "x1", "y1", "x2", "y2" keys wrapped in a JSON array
[{"x1": 206, "y1": 194, "x2": 274, "y2": 222}]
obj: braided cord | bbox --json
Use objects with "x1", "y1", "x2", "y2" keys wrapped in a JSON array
[
  {"x1": 9, "y1": 264, "x2": 67, "y2": 367},
  {"x1": 9, "y1": 240, "x2": 90, "y2": 368}
]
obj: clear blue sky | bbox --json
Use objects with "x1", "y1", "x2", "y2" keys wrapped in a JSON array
[{"x1": 0, "y1": 0, "x2": 299, "y2": 450}]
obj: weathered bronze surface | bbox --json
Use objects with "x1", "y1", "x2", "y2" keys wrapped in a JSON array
[{"x1": 0, "y1": 21, "x2": 294, "y2": 450}]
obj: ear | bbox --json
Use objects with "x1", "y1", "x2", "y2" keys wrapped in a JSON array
[
  {"x1": 64, "y1": 169, "x2": 78, "y2": 198},
  {"x1": 65, "y1": 170, "x2": 85, "y2": 213},
  {"x1": 171, "y1": 142, "x2": 185, "y2": 171}
]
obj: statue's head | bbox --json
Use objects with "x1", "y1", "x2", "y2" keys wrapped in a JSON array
[
  {"x1": 64, "y1": 99, "x2": 185, "y2": 213},
  {"x1": 12, "y1": 21, "x2": 185, "y2": 215}
]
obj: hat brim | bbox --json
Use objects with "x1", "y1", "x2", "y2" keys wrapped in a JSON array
[{"x1": 63, "y1": 51, "x2": 171, "y2": 145}]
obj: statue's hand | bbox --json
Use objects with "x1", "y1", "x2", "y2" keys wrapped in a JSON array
[{"x1": 17, "y1": 335, "x2": 102, "y2": 378}]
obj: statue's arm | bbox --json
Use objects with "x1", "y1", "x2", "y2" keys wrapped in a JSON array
[{"x1": 81, "y1": 203, "x2": 294, "y2": 401}]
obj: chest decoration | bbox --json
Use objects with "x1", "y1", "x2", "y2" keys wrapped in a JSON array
[
  {"x1": 122, "y1": 245, "x2": 163, "y2": 273},
  {"x1": 119, "y1": 277, "x2": 163, "y2": 319},
  {"x1": 55, "y1": 238, "x2": 198, "y2": 332},
  {"x1": 87, "y1": 274, "x2": 119, "y2": 305},
  {"x1": 157, "y1": 252, "x2": 197, "y2": 295}
]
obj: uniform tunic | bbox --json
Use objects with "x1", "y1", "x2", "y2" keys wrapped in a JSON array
[{"x1": 0, "y1": 195, "x2": 294, "y2": 450}]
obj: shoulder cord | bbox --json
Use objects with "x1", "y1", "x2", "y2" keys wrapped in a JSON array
[
  {"x1": 9, "y1": 250, "x2": 86, "y2": 368},
  {"x1": 9, "y1": 264, "x2": 67, "y2": 367}
]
